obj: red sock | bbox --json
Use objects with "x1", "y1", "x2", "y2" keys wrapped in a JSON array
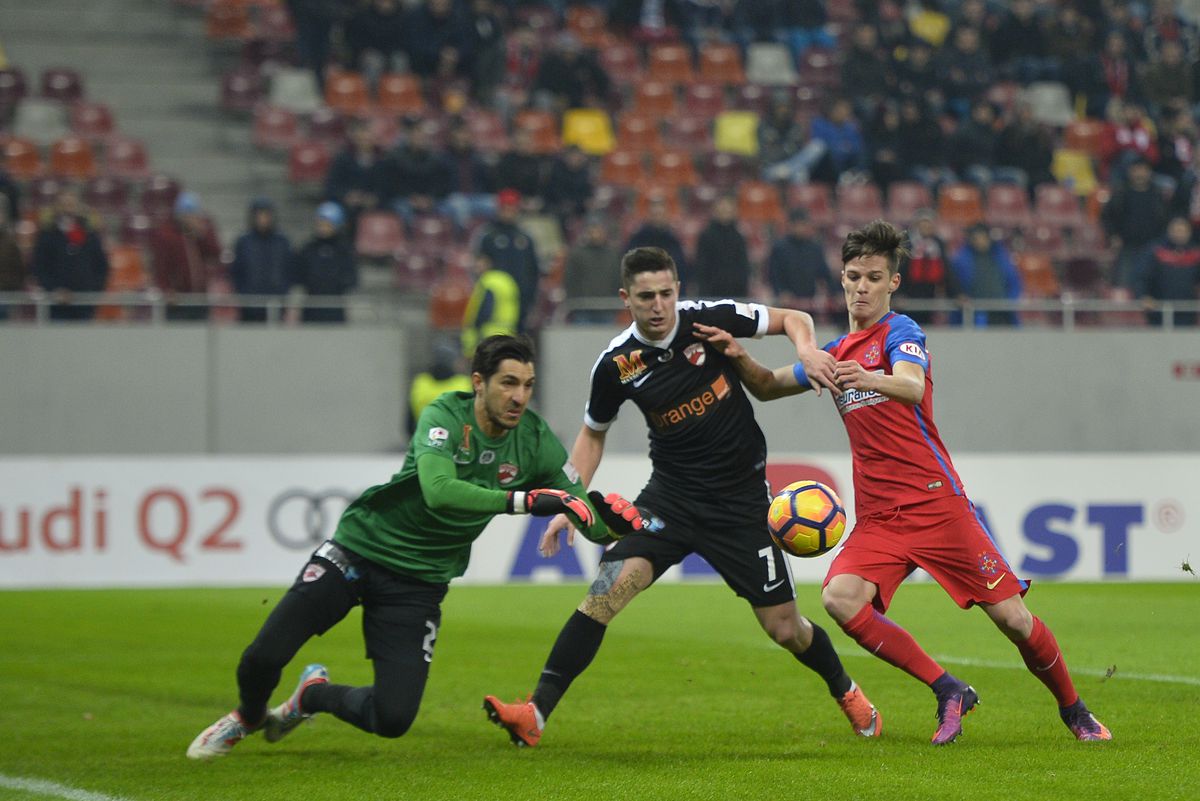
[
  {"x1": 1016, "y1": 616, "x2": 1079, "y2": 707},
  {"x1": 842, "y1": 605, "x2": 945, "y2": 685}
]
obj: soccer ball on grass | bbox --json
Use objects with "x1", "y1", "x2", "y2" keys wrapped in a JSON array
[{"x1": 767, "y1": 480, "x2": 846, "y2": 558}]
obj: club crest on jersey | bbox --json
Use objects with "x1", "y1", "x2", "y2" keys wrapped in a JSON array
[
  {"x1": 301, "y1": 562, "x2": 326, "y2": 582},
  {"x1": 498, "y1": 462, "x2": 520, "y2": 485},
  {"x1": 683, "y1": 342, "x2": 706, "y2": 367},
  {"x1": 863, "y1": 342, "x2": 881, "y2": 367},
  {"x1": 977, "y1": 551, "x2": 1002, "y2": 576},
  {"x1": 427, "y1": 427, "x2": 449, "y2": 448},
  {"x1": 454, "y1": 424, "x2": 473, "y2": 464},
  {"x1": 899, "y1": 341, "x2": 926, "y2": 361},
  {"x1": 614, "y1": 349, "x2": 648, "y2": 384},
  {"x1": 480, "y1": 450, "x2": 495, "y2": 465}
]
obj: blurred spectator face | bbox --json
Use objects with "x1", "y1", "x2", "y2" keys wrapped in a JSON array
[
  {"x1": 407, "y1": 126, "x2": 431, "y2": 153},
  {"x1": 373, "y1": 0, "x2": 398, "y2": 14},
  {"x1": 959, "y1": 0, "x2": 986, "y2": 27},
  {"x1": 1013, "y1": 0, "x2": 1035, "y2": 21},
  {"x1": 1104, "y1": 32, "x2": 1126, "y2": 58},
  {"x1": 57, "y1": 189, "x2": 83, "y2": 218},
  {"x1": 584, "y1": 220, "x2": 607, "y2": 244},
  {"x1": 1129, "y1": 161, "x2": 1153, "y2": 188},
  {"x1": 971, "y1": 102, "x2": 995, "y2": 128},
  {"x1": 253, "y1": 208, "x2": 274, "y2": 232},
  {"x1": 829, "y1": 99, "x2": 854, "y2": 124},
  {"x1": 648, "y1": 198, "x2": 669, "y2": 225},
  {"x1": 852, "y1": 24, "x2": 877, "y2": 51},
  {"x1": 449, "y1": 126, "x2": 472, "y2": 152},
  {"x1": 428, "y1": 0, "x2": 452, "y2": 18},
  {"x1": 900, "y1": 100, "x2": 922, "y2": 123},
  {"x1": 968, "y1": 226, "x2": 991, "y2": 252},
  {"x1": 909, "y1": 42, "x2": 932, "y2": 68},
  {"x1": 564, "y1": 146, "x2": 587, "y2": 169},
  {"x1": 513, "y1": 128, "x2": 535, "y2": 155},
  {"x1": 915, "y1": 214, "x2": 936, "y2": 237},
  {"x1": 713, "y1": 196, "x2": 736, "y2": 223},
  {"x1": 350, "y1": 123, "x2": 374, "y2": 152},
  {"x1": 1167, "y1": 217, "x2": 1192, "y2": 245},
  {"x1": 316, "y1": 217, "x2": 337, "y2": 238},
  {"x1": 1161, "y1": 40, "x2": 1184, "y2": 67},
  {"x1": 953, "y1": 26, "x2": 981, "y2": 53},
  {"x1": 789, "y1": 215, "x2": 814, "y2": 238}
]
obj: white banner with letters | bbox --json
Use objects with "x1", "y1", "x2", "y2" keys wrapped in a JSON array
[{"x1": 0, "y1": 454, "x2": 1195, "y2": 588}]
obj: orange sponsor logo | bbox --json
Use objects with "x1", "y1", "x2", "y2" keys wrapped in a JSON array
[{"x1": 649, "y1": 374, "x2": 730, "y2": 429}]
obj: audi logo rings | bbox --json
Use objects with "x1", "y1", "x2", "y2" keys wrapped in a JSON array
[{"x1": 267, "y1": 489, "x2": 356, "y2": 549}]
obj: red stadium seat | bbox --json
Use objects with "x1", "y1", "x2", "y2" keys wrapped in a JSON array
[
  {"x1": 1016, "y1": 253, "x2": 1060, "y2": 298},
  {"x1": 599, "y1": 42, "x2": 643, "y2": 87},
  {"x1": 49, "y1": 135, "x2": 97, "y2": 179},
  {"x1": 699, "y1": 44, "x2": 745, "y2": 85},
  {"x1": 306, "y1": 106, "x2": 347, "y2": 147},
  {"x1": 632, "y1": 81, "x2": 676, "y2": 116},
  {"x1": 27, "y1": 176, "x2": 65, "y2": 212},
  {"x1": 648, "y1": 44, "x2": 694, "y2": 84},
  {"x1": 1023, "y1": 223, "x2": 1069, "y2": 259},
  {"x1": 682, "y1": 82, "x2": 727, "y2": 118},
  {"x1": 837, "y1": 183, "x2": 884, "y2": 226},
  {"x1": 84, "y1": 175, "x2": 131, "y2": 216},
  {"x1": 138, "y1": 174, "x2": 181, "y2": 218},
  {"x1": 799, "y1": 49, "x2": 840, "y2": 92},
  {"x1": 408, "y1": 214, "x2": 455, "y2": 255},
  {"x1": 354, "y1": 211, "x2": 406, "y2": 260},
  {"x1": 650, "y1": 149, "x2": 699, "y2": 188},
  {"x1": 683, "y1": 183, "x2": 720, "y2": 216},
  {"x1": 105, "y1": 136, "x2": 151, "y2": 181},
  {"x1": 206, "y1": 0, "x2": 254, "y2": 41},
  {"x1": 698, "y1": 151, "x2": 751, "y2": 189},
  {"x1": 936, "y1": 183, "x2": 984, "y2": 227},
  {"x1": 1064, "y1": 119, "x2": 1106, "y2": 160},
  {"x1": 1034, "y1": 183, "x2": 1086, "y2": 232},
  {"x1": 665, "y1": 115, "x2": 713, "y2": 154},
  {"x1": 600, "y1": 150, "x2": 645, "y2": 187},
  {"x1": 324, "y1": 71, "x2": 370, "y2": 116},
  {"x1": 786, "y1": 182, "x2": 835, "y2": 228},
  {"x1": 513, "y1": 109, "x2": 560, "y2": 154},
  {"x1": 376, "y1": 73, "x2": 426, "y2": 115},
  {"x1": 221, "y1": 68, "x2": 266, "y2": 114},
  {"x1": 429, "y1": 271, "x2": 473, "y2": 330},
  {"x1": 633, "y1": 186, "x2": 681, "y2": 219},
  {"x1": 462, "y1": 109, "x2": 508, "y2": 153},
  {"x1": 733, "y1": 83, "x2": 770, "y2": 114},
  {"x1": 616, "y1": 113, "x2": 662, "y2": 154},
  {"x1": 3, "y1": 136, "x2": 42, "y2": 180},
  {"x1": 254, "y1": 3, "x2": 296, "y2": 43},
  {"x1": 252, "y1": 105, "x2": 299, "y2": 151},
  {"x1": 40, "y1": 67, "x2": 84, "y2": 103},
  {"x1": 69, "y1": 101, "x2": 115, "y2": 143},
  {"x1": 985, "y1": 183, "x2": 1033, "y2": 231},
  {"x1": 0, "y1": 67, "x2": 28, "y2": 115},
  {"x1": 96, "y1": 245, "x2": 149, "y2": 322},
  {"x1": 119, "y1": 211, "x2": 156, "y2": 247},
  {"x1": 287, "y1": 140, "x2": 331, "y2": 186},
  {"x1": 885, "y1": 181, "x2": 933, "y2": 226},
  {"x1": 738, "y1": 180, "x2": 785, "y2": 225}
]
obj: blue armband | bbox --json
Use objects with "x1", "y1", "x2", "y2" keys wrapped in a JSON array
[{"x1": 792, "y1": 361, "x2": 812, "y2": 389}]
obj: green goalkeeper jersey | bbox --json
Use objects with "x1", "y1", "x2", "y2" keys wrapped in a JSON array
[{"x1": 334, "y1": 391, "x2": 608, "y2": 583}]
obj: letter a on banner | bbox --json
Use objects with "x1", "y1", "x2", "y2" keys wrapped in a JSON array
[{"x1": 509, "y1": 517, "x2": 584, "y2": 579}]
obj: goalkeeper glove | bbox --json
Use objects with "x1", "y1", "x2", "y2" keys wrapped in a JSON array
[
  {"x1": 506, "y1": 489, "x2": 595, "y2": 527},
  {"x1": 587, "y1": 490, "x2": 646, "y2": 539}
]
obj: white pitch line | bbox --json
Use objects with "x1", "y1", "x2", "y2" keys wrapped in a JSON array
[{"x1": 0, "y1": 774, "x2": 133, "y2": 801}]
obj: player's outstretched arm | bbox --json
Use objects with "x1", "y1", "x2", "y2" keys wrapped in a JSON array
[
  {"x1": 834, "y1": 358, "x2": 925, "y2": 405},
  {"x1": 763, "y1": 306, "x2": 838, "y2": 394},
  {"x1": 539, "y1": 424, "x2": 611, "y2": 557},
  {"x1": 694, "y1": 322, "x2": 808, "y2": 401}
]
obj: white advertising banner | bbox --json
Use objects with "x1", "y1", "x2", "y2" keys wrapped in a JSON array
[{"x1": 0, "y1": 454, "x2": 1195, "y2": 588}]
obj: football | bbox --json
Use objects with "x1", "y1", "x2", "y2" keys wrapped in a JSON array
[{"x1": 767, "y1": 480, "x2": 847, "y2": 558}]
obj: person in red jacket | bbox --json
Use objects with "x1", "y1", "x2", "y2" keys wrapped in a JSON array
[{"x1": 150, "y1": 191, "x2": 222, "y2": 322}]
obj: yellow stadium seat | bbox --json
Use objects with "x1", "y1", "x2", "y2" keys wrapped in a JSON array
[
  {"x1": 561, "y1": 108, "x2": 615, "y2": 156},
  {"x1": 713, "y1": 111, "x2": 759, "y2": 157},
  {"x1": 1051, "y1": 149, "x2": 1098, "y2": 196}
]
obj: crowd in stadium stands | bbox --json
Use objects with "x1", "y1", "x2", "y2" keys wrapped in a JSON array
[{"x1": 3, "y1": 0, "x2": 1200, "y2": 334}]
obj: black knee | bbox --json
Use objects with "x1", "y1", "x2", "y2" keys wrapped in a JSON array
[{"x1": 373, "y1": 704, "x2": 418, "y2": 739}]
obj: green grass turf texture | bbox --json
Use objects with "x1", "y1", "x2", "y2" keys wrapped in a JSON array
[{"x1": 1, "y1": 582, "x2": 1197, "y2": 801}]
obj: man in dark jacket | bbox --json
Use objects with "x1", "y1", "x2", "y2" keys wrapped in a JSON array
[
  {"x1": 1136, "y1": 215, "x2": 1200, "y2": 326},
  {"x1": 625, "y1": 197, "x2": 690, "y2": 293},
  {"x1": 475, "y1": 189, "x2": 539, "y2": 331},
  {"x1": 34, "y1": 188, "x2": 108, "y2": 321},
  {"x1": 291, "y1": 202, "x2": 358, "y2": 323},
  {"x1": 767, "y1": 209, "x2": 837, "y2": 311},
  {"x1": 1102, "y1": 158, "x2": 1169, "y2": 289},
  {"x1": 694, "y1": 194, "x2": 751, "y2": 299},
  {"x1": 231, "y1": 198, "x2": 293, "y2": 323},
  {"x1": 386, "y1": 123, "x2": 453, "y2": 222},
  {"x1": 324, "y1": 119, "x2": 387, "y2": 236}
]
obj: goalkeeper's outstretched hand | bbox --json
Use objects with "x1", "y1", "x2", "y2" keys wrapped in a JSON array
[
  {"x1": 587, "y1": 490, "x2": 646, "y2": 539},
  {"x1": 507, "y1": 489, "x2": 595, "y2": 527}
]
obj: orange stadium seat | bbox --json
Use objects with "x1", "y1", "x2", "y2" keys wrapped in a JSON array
[
  {"x1": 1034, "y1": 183, "x2": 1087, "y2": 231},
  {"x1": 221, "y1": 68, "x2": 265, "y2": 113},
  {"x1": 49, "y1": 135, "x2": 96, "y2": 179},
  {"x1": 733, "y1": 83, "x2": 770, "y2": 113},
  {"x1": 462, "y1": 109, "x2": 508, "y2": 153},
  {"x1": 39, "y1": 67, "x2": 84, "y2": 103},
  {"x1": 799, "y1": 48, "x2": 840, "y2": 91},
  {"x1": 252, "y1": 105, "x2": 299, "y2": 151},
  {"x1": 634, "y1": 186, "x2": 681, "y2": 219},
  {"x1": 936, "y1": 183, "x2": 984, "y2": 226},
  {"x1": 683, "y1": 183, "x2": 719, "y2": 215},
  {"x1": 699, "y1": 151, "x2": 751, "y2": 189},
  {"x1": 408, "y1": 214, "x2": 455, "y2": 255},
  {"x1": 83, "y1": 175, "x2": 130, "y2": 216},
  {"x1": 119, "y1": 211, "x2": 156, "y2": 247},
  {"x1": 429, "y1": 271, "x2": 474, "y2": 330},
  {"x1": 324, "y1": 71, "x2": 370, "y2": 116},
  {"x1": 599, "y1": 149, "x2": 644, "y2": 187},
  {"x1": 254, "y1": 2, "x2": 296, "y2": 43},
  {"x1": 3, "y1": 136, "x2": 41, "y2": 179},
  {"x1": 376, "y1": 73, "x2": 426, "y2": 115},
  {"x1": 566, "y1": 5, "x2": 608, "y2": 45},
  {"x1": 665, "y1": 115, "x2": 713, "y2": 153},
  {"x1": 1064, "y1": 118, "x2": 1106, "y2": 160},
  {"x1": 786, "y1": 182, "x2": 835, "y2": 228},
  {"x1": 985, "y1": 183, "x2": 1033, "y2": 231},
  {"x1": 69, "y1": 101, "x2": 115, "y2": 142},
  {"x1": 0, "y1": 67, "x2": 28, "y2": 115},
  {"x1": 306, "y1": 106, "x2": 347, "y2": 146},
  {"x1": 885, "y1": 181, "x2": 933, "y2": 226},
  {"x1": 28, "y1": 176, "x2": 65, "y2": 211},
  {"x1": 650, "y1": 149, "x2": 699, "y2": 188},
  {"x1": 1016, "y1": 253, "x2": 1060, "y2": 298},
  {"x1": 616, "y1": 113, "x2": 662, "y2": 153},
  {"x1": 599, "y1": 42, "x2": 643, "y2": 87},
  {"x1": 738, "y1": 180, "x2": 785, "y2": 225},
  {"x1": 513, "y1": 109, "x2": 560, "y2": 153},
  {"x1": 96, "y1": 245, "x2": 149, "y2": 322},
  {"x1": 699, "y1": 44, "x2": 745, "y2": 85},
  {"x1": 837, "y1": 183, "x2": 884, "y2": 226},
  {"x1": 138, "y1": 173, "x2": 181, "y2": 218},
  {"x1": 355, "y1": 211, "x2": 406, "y2": 260},
  {"x1": 1024, "y1": 223, "x2": 1069, "y2": 259},
  {"x1": 104, "y1": 136, "x2": 150, "y2": 181},
  {"x1": 206, "y1": 0, "x2": 254, "y2": 40},
  {"x1": 682, "y1": 82, "x2": 727, "y2": 118},
  {"x1": 648, "y1": 44, "x2": 694, "y2": 84},
  {"x1": 287, "y1": 140, "x2": 331, "y2": 186},
  {"x1": 633, "y1": 81, "x2": 677, "y2": 116}
]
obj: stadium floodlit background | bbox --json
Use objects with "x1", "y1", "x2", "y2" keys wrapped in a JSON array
[{"x1": 0, "y1": 2, "x2": 1197, "y2": 800}]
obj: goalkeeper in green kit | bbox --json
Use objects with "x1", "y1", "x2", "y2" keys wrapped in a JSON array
[{"x1": 188, "y1": 335, "x2": 638, "y2": 759}]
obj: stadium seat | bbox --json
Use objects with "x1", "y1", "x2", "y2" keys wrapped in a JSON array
[
  {"x1": 252, "y1": 105, "x2": 299, "y2": 151},
  {"x1": 985, "y1": 183, "x2": 1033, "y2": 231},
  {"x1": 3, "y1": 136, "x2": 41, "y2": 180},
  {"x1": 699, "y1": 44, "x2": 745, "y2": 85},
  {"x1": 650, "y1": 149, "x2": 699, "y2": 188},
  {"x1": 599, "y1": 149, "x2": 644, "y2": 187},
  {"x1": 1016, "y1": 253, "x2": 1060, "y2": 298},
  {"x1": 746, "y1": 44, "x2": 798, "y2": 86},
  {"x1": 665, "y1": 115, "x2": 713, "y2": 154},
  {"x1": 365, "y1": 113, "x2": 402, "y2": 148},
  {"x1": 429, "y1": 272, "x2": 474, "y2": 330},
  {"x1": 599, "y1": 42, "x2": 643, "y2": 87},
  {"x1": 27, "y1": 177, "x2": 65, "y2": 211},
  {"x1": 0, "y1": 67, "x2": 28, "y2": 117},
  {"x1": 13, "y1": 98, "x2": 71, "y2": 146},
  {"x1": 306, "y1": 107, "x2": 347, "y2": 147},
  {"x1": 799, "y1": 48, "x2": 841, "y2": 92},
  {"x1": 733, "y1": 83, "x2": 770, "y2": 114},
  {"x1": 39, "y1": 68, "x2": 84, "y2": 103},
  {"x1": 118, "y1": 211, "x2": 156, "y2": 247},
  {"x1": 827, "y1": 0, "x2": 860, "y2": 23},
  {"x1": 84, "y1": 175, "x2": 131, "y2": 216},
  {"x1": 1071, "y1": 222, "x2": 1111, "y2": 263},
  {"x1": 1021, "y1": 81, "x2": 1073, "y2": 127},
  {"x1": 1062, "y1": 254, "x2": 1105, "y2": 296},
  {"x1": 885, "y1": 181, "x2": 933, "y2": 226},
  {"x1": 69, "y1": 101, "x2": 115, "y2": 143},
  {"x1": 1051, "y1": 149, "x2": 1098, "y2": 196},
  {"x1": 699, "y1": 151, "x2": 752, "y2": 189},
  {"x1": 682, "y1": 82, "x2": 727, "y2": 118},
  {"x1": 792, "y1": 85, "x2": 825, "y2": 116},
  {"x1": 206, "y1": 0, "x2": 254, "y2": 41},
  {"x1": 254, "y1": 3, "x2": 296, "y2": 43},
  {"x1": 738, "y1": 180, "x2": 785, "y2": 225},
  {"x1": 462, "y1": 109, "x2": 508, "y2": 153},
  {"x1": 393, "y1": 246, "x2": 439, "y2": 293},
  {"x1": 985, "y1": 81, "x2": 1021, "y2": 115},
  {"x1": 96, "y1": 245, "x2": 149, "y2": 322},
  {"x1": 675, "y1": 214, "x2": 706, "y2": 256},
  {"x1": 1024, "y1": 223, "x2": 1069, "y2": 259},
  {"x1": 1064, "y1": 118, "x2": 1106, "y2": 160},
  {"x1": 632, "y1": 81, "x2": 676, "y2": 116},
  {"x1": 104, "y1": 136, "x2": 151, "y2": 181},
  {"x1": 648, "y1": 44, "x2": 694, "y2": 84},
  {"x1": 713, "y1": 111, "x2": 759, "y2": 156},
  {"x1": 48, "y1": 135, "x2": 97, "y2": 179},
  {"x1": 408, "y1": 214, "x2": 455, "y2": 255},
  {"x1": 324, "y1": 70, "x2": 370, "y2": 116},
  {"x1": 1034, "y1": 183, "x2": 1087, "y2": 231},
  {"x1": 566, "y1": 5, "x2": 608, "y2": 44},
  {"x1": 633, "y1": 186, "x2": 681, "y2": 219},
  {"x1": 221, "y1": 68, "x2": 266, "y2": 114},
  {"x1": 138, "y1": 174, "x2": 181, "y2": 218},
  {"x1": 837, "y1": 183, "x2": 885, "y2": 226},
  {"x1": 615, "y1": 113, "x2": 662, "y2": 154},
  {"x1": 268, "y1": 67, "x2": 323, "y2": 115},
  {"x1": 786, "y1": 182, "x2": 835, "y2": 228},
  {"x1": 513, "y1": 109, "x2": 560, "y2": 154},
  {"x1": 287, "y1": 140, "x2": 331, "y2": 187},
  {"x1": 683, "y1": 183, "x2": 720, "y2": 216},
  {"x1": 589, "y1": 184, "x2": 628, "y2": 220},
  {"x1": 376, "y1": 73, "x2": 426, "y2": 115},
  {"x1": 936, "y1": 183, "x2": 984, "y2": 226},
  {"x1": 561, "y1": 108, "x2": 615, "y2": 155},
  {"x1": 354, "y1": 211, "x2": 406, "y2": 260}
]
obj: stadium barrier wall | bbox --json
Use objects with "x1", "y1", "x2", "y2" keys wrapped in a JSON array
[{"x1": 0, "y1": 454, "x2": 1194, "y2": 589}]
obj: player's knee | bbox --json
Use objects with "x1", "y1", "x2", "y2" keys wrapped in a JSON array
[
  {"x1": 373, "y1": 704, "x2": 417, "y2": 739},
  {"x1": 821, "y1": 585, "x2": 855, "y2": 624},
  {"x1": 764, "y1": 618, "x2": 801, "y2": 648},
  {"x1": 995, "y1": 604, "x2": 1034, "y2": 641}
]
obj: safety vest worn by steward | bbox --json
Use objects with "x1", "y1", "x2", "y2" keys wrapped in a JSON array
[{"x1": 461, "y1": 269, "x2": 520, "y2": 356}]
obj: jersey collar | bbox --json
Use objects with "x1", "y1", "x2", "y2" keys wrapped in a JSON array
[{"x1": 631, "y1": 305, "x2": 680, "y2": 350}]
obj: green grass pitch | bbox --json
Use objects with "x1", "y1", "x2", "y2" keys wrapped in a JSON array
[{"x1": 1, "y1": 582, "x2": 1197, "y2": 801}]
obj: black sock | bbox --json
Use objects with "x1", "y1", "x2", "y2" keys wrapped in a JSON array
[
  {"x1": 794, "y1": 623, "x2": 853, "y2": 698},
  {"x1": 531, "y1": 610, "x2": 607, "y2": 720}
]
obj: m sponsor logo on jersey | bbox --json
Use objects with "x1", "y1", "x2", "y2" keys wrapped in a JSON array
[
  {"x1": 899, "y1": 342, "x2": 926, "y2": 361},
  {"x1": 683, "y1": 342, "x2": 706, "y2": 367},
  {"x1": 834, "y1": 372, "x2": 890, "y2": 415},
  {"x1": 649, "y1": 374, "x2": 731, "y2": 429},
  {"x1": 498, "y1": 462, "x2": 520, "y2": 485},
  {"x1": 614, "y1": 349, "x2": 648, "y2": 384},
  {"x1": 863, "y1": 342, "x2": 881, "y2": 367},
  {"x1": 427, "y1": 427, "x2": 449, "y2": 448}
]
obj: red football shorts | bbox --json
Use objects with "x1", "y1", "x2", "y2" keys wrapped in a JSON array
[{"x1": 824, "y1": 493, "x2": 1028, "y2": 612}]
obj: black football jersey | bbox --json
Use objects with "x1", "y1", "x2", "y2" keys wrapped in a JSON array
[{"x1": 585, "y1": 300, "x2": 770, "y2": 497}]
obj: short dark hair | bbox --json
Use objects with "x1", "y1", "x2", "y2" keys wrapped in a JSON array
[
  {"x1": 842, "y1": 219, "x2": 911, "y2": 275},
  {"x1": 471, "y1": 334, "x2": 535, "y2": 381},
  {"x1": 620, "y1": 246, "x2": 678, "y2": 290}
]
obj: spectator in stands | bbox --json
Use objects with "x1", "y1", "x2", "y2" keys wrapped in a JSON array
[
  {"x1": 0, "y1": 195, "x2": 27, "y2": 321},
  {"x1": 544, "y1": 145, "x2": 594, "y2": 223},
  {"x1": 475, "y1": 189, "x2": 539, "y2": 331},
  {"x1": 778, "y1": 0, "x2": 836, "y2": 64},
  {"x1": 0, "y1": 166, "x2": 19, "y2": 222},
  {"x1": 1078, "y1": 29, "x2": 1142, "y2": 118},
  {"x1": 693, "y1": 194, "x2": 751, "y2": 300},
  {"x1": 1104, "y1": 158, "x2": 1170, "y2": 290},
  {"x1": 949, "y1": 0, "x2": 997, "y2": 34},
  {"x1": 324, "y1": 118, "x2": 386, "y2": 236},
  {"x1": 404, "y1": 0, "x2": 467, "y2": 79},
  {"x1": 1044, "y1": 2, "x2": 1097, "y2": 97},
  {"x1": 807, "y1": 97, "x2": 867, "y2": 183},
  {"x1": 464, "y1": 0, "x2": 506, "y2": 105},
  {"x1": 531, "y1": 32, "x2": 610, "y2": 112},
  {"x1": 387, "y1": 122, "x2": 454, "y2": 222},
  {"x1": 936, "y1": 25, "x2": 995, "y2": 118},
  {"x1": 494, "y1": 128, "x2": 548, "y2": 211},
  {"x1": 1143, "y1": 0, "x2": 1200, "y2": 61},
  {"x1": 1099, "y1": 99, "x2": 1160, "y2": 184},
  {"x1": 899, "y1": 208, "x2": 962, "y2": 325},
  {"x1": 461, "y1": 253, "x2": 520, "y2": 356},
  {"x1": 230, "y1": 198, "x2": 293, "y2": 324},
  {"x1": 609, "y1": 0, "x2": 685, "y2": 44},
  {"x1": 766, "y1": 209, "x2": 835, "y2": 311},
  {"x1": 948, "y1": 100, "x2": 1000, "y2": 186},
  {"x1": 950, "y1": 222, "x2": 1021, "y2": 327},
  {"x1": 625, "y1": 196, "x2": 689, "y2": 293},
  {"x1": 757, "y1": 96, "x2": 808, "y2": 174},
  {"x1": 285, "y1": 0, "x2": 352, "y2": 89},
  {"x1": 995, "y1": 101, "x2": 1054, "y2": 188},
  {"x1": 989, "y1": 0, "x2": 1053, "y2": 84},
  {"x1": 291, "y1": 202, "x2": 357, "y2": 324},
  {"x1": 897, "y1": 97, "x2": 953, "y2": 188},
  {"x1": 150, "y1": 192, "x2": 220, "y2": 322},
  {"x1": 406, "y1": 339, "x2": 471, "y2": 435},
  {"x1": 443, "y1": 122, "x2": 496, "y2": 226},
  {"x1": 894, "y1": 39, "x2": 942, "y2": 108},
  {"x1": 1135, "y1": 215, "x2": 1200, "y2": 326},
  {"x1": 1170, "y1": 145, "x2": 1200, "y2": 227},
  {"x1": 344, "y1": 0, "x2": 407, "y2": 80},
  {"x1": 1156, "y1": 110, "x2": 1196, "y2": 191},
  {"x1": 1140, "y1": 39, "x2": 1193, "y2": 120},
  {"x1": 841, "y1": 22, "x2": 892, "y2": 114},
  {"x1": 866, "y1": 101, "x2": 904, "y2": 191},
  {"x1": 33, "y1": 188, "x2": 109, "y2": 322},
  {"x1": 563, "y1": 214, "x2": 622, "y2": 324}
]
